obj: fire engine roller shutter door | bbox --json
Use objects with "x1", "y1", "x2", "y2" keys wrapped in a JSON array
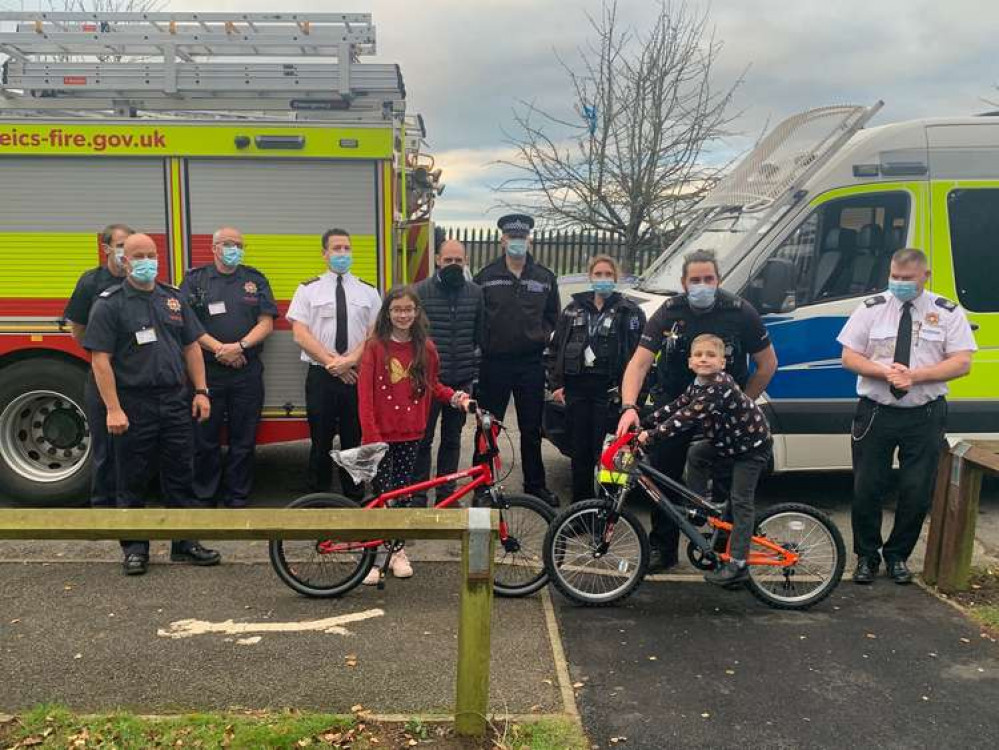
[
  {"x1": 0, "y1": 157, "x2": 167, "y2": 308},
  {"x1": 185, "y1": 158, "x2": 380, "y2": 415}
]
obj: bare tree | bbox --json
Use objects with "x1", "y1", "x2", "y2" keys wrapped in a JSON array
[
  {"x1": 496, "y1": 0, "x2": 743, "y2": 272},
  {"x1": 47, "y1": 0, "x2": 166, "y2": 62}
]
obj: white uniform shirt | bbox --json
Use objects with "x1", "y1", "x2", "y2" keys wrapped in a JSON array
[
  {"x1": 837, "y1": 290, "x2": 977, "y2": 407},
  {"x1": 286, "y1": 271, "x2": 381, "y2": 364}
]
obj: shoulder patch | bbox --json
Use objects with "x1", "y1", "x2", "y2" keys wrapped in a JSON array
[
  {"x1": 98, "y1": 284, "x2": 122, "y2": 298},
  {"x1": 934, "y1": 296, "x2": 957, "y2": 312},
  {"x1": 864, "y1": 295, "x2": 887, "y2": 308},
  {"x1": 665, "y1": 294, "x2": 688, "y2": 309},
  {"x1": 301, "y1": 276, "x2": 321, "y2": 286}
]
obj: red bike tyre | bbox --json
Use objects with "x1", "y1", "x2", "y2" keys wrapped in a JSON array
[
  {"x1": 745, "y1": 502, "x2": 846, "y2": 610},
  {"x1": 543, "y1": 498, "x2": 650, "y2": 606},
  {"x1": 269, "y1": 493, "x2": 377, "y2": 598}
]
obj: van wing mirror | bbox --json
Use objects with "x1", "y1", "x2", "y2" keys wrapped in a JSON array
[{"x1": 748, "y1": 258, "x2": 797, "y2": 313}]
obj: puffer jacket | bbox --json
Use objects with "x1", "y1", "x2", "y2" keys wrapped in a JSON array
[{"x1": 414, "y1": 273, "x2": 485, "y2": 387}]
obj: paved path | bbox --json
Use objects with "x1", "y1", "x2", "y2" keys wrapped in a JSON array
[{"x1": 555, "y1": 578, "x2": 999, "y2": 749}]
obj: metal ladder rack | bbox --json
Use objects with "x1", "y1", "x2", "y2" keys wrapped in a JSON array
[{"x1": 0, "y1": 11, "x2": 404, "y2": 119}]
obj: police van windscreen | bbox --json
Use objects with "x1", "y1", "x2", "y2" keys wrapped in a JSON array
[{"x1": 636, "y1": 208, "x2": 763, "y2": 293}]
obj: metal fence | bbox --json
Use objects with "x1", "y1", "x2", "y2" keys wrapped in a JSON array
[{"x1": 439, "y1": 227, "x2": 664, "y2": 276}]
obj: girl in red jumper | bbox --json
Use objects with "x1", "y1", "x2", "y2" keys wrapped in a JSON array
[{"x1": 358, "y1": 286, "x2": 470, "y2": 582}]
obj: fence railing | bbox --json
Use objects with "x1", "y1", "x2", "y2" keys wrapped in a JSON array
[
  {"x1": 0, "y1": 507, "x2": 498, "y2": 738},
  {"x1": 440, "y1": 226, "x2": 664, "y2": 276}
]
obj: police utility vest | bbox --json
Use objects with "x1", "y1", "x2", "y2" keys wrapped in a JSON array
[{"x1": 559, "y1": 293, "x2": 636, "y2": 379}]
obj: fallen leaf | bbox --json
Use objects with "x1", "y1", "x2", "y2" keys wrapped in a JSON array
[
  {"x1": 573, "y1": 682, "x2": 585, "y2": 688},
  {"x1": 724, "y1": 669, "x2": 735, "y2": 675},
  {"x1": 701, "y1": 712, "x2": 710, "y2": 718},
  {"x1": 73, "y1": 653, "x2": 83, "y2": 659},
  {"x1": 928, "y1": 653, "x2": 938, "y2": 658},
  {"x1": 960, "y1": 638, "x2": 971, "y2": 644},
  {"x1": 350, "y1": 704, "x2": 364, "y2": 713},
  {"x1": 921, "y1": 696, "x2": 929, "y2": 701},
  {"x1": 9, "y1": 619, "x2": 19, "y2": 624},
  {"x1": 649, "y1": 656, "x2": 658, "y2": 661},
  {"x1": 865, "y1": 633, "x2": 878, "y2": 639}
]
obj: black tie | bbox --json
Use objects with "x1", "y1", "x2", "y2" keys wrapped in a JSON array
[
  {"x1": 335, "y1": 275, "x2": 348, "y2": 355},
  {"x1": 890, "y1": 301, "x2": 913, "y2": 399}
]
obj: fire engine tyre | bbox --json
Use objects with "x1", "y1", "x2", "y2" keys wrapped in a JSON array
[
  {"x1": 745, "y1": 503, "x2": 846, "y2": 611},
  {"x1": 268, "y1": 493, "x2": 377, "y2": 598},
  {"x1": 0, "y1": 359, "x2": 91, "y2": 506}
]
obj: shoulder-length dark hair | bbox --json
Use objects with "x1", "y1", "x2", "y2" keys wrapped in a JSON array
[{"x1": 371, "y1": 285, "x2": 431, "y2": 395}]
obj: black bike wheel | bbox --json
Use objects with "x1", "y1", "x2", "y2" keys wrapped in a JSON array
[
  {"x1": 746, "y1": 503, "x2": 846, "y2": 610},
  {"x1": 269, "y1": 493, "x2": 376, "y2": 598},
  {"x1": 492, "y1": 493, "x2": 554, "y2": 598},
  {"x1": 543, "y1": 498, "x2": 649, "y2": 606}
]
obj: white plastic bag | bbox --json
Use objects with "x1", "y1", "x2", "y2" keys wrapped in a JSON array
[{"x1": 330, "y1": 442, "x2": 388, "y2": 484}]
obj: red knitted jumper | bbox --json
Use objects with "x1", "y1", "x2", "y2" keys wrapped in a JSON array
[{"x1": 358, "y1": 338, "x2": 455, "y2": 444}]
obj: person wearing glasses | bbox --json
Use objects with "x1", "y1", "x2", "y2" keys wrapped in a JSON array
[
  {"x1": 65, "y1": 223, "x2": 135, "y2": 509},
  {"x1": 180, "y1": 226, "x2": 277, "y2": 508}
]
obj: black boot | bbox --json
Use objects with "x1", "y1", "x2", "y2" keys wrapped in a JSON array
[
  {"x1": 704, "y1": 561, "x2": 749, "y2": 588},
  {"x1": 170, "y1": 541, "x2": 221, "y2": 566},
  {"x1": 852, "y1": 557, "x2": 879, "y2": 585},
  {"x1": 647, "y1": 547, "x2": 677, "y2": 574},
  {"x1": 886, "y1": 559, "x2": 912, "y2": 585}
]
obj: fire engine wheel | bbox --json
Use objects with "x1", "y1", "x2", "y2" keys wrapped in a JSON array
[{"x1": 0, "y1": 360, "x2": 91, "y2": 506}]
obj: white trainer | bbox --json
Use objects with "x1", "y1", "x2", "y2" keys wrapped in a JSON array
[
  {"x1": 362, "y1": 566, "x2": 381, "y2": 586},
  {"x1": 390, "y1": 548, "x2": 414, "y2": 578}
]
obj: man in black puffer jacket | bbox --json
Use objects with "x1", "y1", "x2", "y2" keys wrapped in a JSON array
[{"x1": 412, "y1": 239, "x2": 485, "y2": 505}]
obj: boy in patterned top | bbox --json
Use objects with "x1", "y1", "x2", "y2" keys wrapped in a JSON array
[{"x1": 638, "y1": 333, "x2": 772, "y2": 587}]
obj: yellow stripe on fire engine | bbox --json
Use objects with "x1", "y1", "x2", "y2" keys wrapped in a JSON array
[
  {"x1": 382, "y1": 160, "x2": 394, "y2": 286},
  {"x1": 169, "y1": 158, "x2": 185, "y2": 284},
  {"x1": 0, "y1": 233, "x2": 98, "y2": 298}
]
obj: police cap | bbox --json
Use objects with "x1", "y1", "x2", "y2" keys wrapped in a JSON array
[{"x1": 497, "y1": 213, "x2": 535, "y2": 238}]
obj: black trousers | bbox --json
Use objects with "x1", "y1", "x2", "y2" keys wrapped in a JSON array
[
  {"x1": 413, "y1": 381, "x2": 470, "y2": 505},
  {"x1": 305, "y1": 366, "x2": 362, "y2": 500},
  {"x1": 647, "y1": 431, "x2": 693, "y2": 561},
  {"x1": 193, "y1": 360, "x2": 265, "y2": 507},
  {"x1": 564, "y1": 374, "x2": 614, "y2": 503},
  {"x1": 475, "y1": 355, "x2": 548, "y2": 495},
  {"x1": 113, "y1": 387, "x2": 200, "y2": 557},
  {"x1": 851, "y1": 396, "x2": 947, "y2": 563},
  {"x1": 85, "y1": 373, "x2": 115, "y2": 509}
]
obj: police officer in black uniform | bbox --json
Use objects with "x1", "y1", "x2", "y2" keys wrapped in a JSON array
[
  {"x1": 64, "y1": 223, "x2": 133, "y2": 508},
  {"x1": 180, "y1": 226, "x2": 277, "y2": 508},
  {"x1": 547, "y1": 254, "x2": 645, "y2": 503},
  {"x1": 474, "y1": 214, "x2": 561, "y2": 506},
  {"x1": 616, "y1": 249, "x2": 778, "y2": 571},
  {"x1": 84, "y1": 233, "x2": 220, "y2": 576}
]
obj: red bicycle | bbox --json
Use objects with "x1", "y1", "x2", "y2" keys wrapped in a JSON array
[{"x1": 269, "y1": 404, "x2": 554, "y2": 598}]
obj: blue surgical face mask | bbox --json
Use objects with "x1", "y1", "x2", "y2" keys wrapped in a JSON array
[
  {"x1": 129, "y1": 258, "x2": 158, "y2": 284},
  {"x1": 889, "y1": 279, "x2": 920, "y2": 302},
  {"x1": 506, "y1": 238, "x2": 528, "y2": 258},
  {"x1": 591, "y1": 279, "x2": 616, "y2": 296},
  {"x1": 328, "y1": 253, "x2": 352, "y2": 274},
  {"x1": 687, "y1": 283, "x2": 717, "y2": 310},
  {"x1": 220, "y1": 244, "x2": 244, "y2": 267}
]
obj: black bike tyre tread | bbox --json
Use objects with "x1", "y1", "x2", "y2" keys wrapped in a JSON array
[
  {"x1": 746, "y1": 502, "x2": 846, "y2": 611},
  {"x1": 543, "y1": 498, "x2": 649, "y2": 607},
  {"x1": 492, "y1": 493, "x2": 555, "y2": 598},
  {"x1": 268, "y1": 493, "x2": 376, "y2": 598}
]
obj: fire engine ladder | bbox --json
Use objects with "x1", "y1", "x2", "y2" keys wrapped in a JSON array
[{"x1": 0, "y1": 11, "x2": 405, "y2": 119}]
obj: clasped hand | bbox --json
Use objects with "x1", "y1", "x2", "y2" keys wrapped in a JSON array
[
  {"x1": 885, "y1": 362, "x2": 915, "y2": 391},
  {"x1": 215, "y1": 342, "x2": 246, "y2": 368}
]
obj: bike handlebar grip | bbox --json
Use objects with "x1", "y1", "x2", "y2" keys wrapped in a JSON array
[{"x1": 467, "y1": 399, "x2": 478, "y2": 414}]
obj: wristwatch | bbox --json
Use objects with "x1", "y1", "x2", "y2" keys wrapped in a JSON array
[
  {"x1": 238, "y1": 339, "x2": 249, "y2": 351},
  {"x1": 620, "y1": 403, "x2": 638, "y2": 415},
  {"x1": 194, "y1": 388, "x2": 210, "y2": 397}
]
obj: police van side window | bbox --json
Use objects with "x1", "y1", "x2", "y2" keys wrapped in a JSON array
[
  {"x1": 746, "y1": 192, "x2": 909, "y2": 313},
  {"x1": 948, "y1": 188, "x2": 999, "y2": 312}
]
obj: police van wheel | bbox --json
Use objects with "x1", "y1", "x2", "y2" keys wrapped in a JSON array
[
  {"x1": 0, "y1": 359, "x2": 90, "y2": 506},
  {"x1": 268, "y1": 493, "x2": 376, "y2": 598}
]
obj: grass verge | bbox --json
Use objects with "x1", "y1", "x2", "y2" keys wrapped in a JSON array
[
  {"x1": 943, "y1": 566, "x2": 999, "y2": 636},
  {"x1": 0, "y1": 706, "x2": 587, "y2": 750}
]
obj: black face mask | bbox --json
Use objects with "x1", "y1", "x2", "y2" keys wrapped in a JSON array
[{"x1": 438, "y1": 263, "x2": 465, "y2": 289}]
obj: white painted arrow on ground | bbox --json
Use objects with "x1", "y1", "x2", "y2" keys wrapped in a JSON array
[{"x1": 156, "y1": 608, "x2": 385, "y2": 639}]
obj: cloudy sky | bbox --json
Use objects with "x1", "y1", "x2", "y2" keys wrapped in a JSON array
[{"x1": 32, "y1": 0, "x2": 999, "y2": 225}]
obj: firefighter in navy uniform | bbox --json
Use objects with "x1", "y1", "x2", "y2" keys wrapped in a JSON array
[
  {"x1": 547, "y1": 255, "x2": 645, "y2": 503},
  {"x1": 84, "y1": 233, "x2": 220, "y2": 576},
  {"x1": 616, "y1": 249, "x2": 778, "y2": 572},
  {"x1": 180, "y1": 227, "x2": 277, "y2": 508},
  {"x1": 64, "y1": 223, "x2": 133, "y2": 508},
  {"x1": 474, "y1": 213, "x2": 561, "y2": 506}
]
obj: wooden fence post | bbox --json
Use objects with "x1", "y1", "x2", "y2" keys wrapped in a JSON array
[
  {"x1": 936, "y1": 443, "x2": 983, "y2": 593},
  {"x1": 454, "y1": 507, "x2": 495, "y2": 737},
  {"x1": 922, "y1": 448, "x2": 954, "y2": 586}
]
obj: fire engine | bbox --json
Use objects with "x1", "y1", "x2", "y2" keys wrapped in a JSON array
[{"x1": 0, "y1": 11, "x2": 440, "y2": 505}]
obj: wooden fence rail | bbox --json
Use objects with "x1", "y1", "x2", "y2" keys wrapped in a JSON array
[
  {"x1": 0, "y1": 507, "x2": 498, "y2": 738},
  {"x1": 923, "y1": 440, "x2": 999, "y2": 593}
]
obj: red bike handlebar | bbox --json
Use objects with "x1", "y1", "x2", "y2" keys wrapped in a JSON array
[{"x1": 600, "y1": 430, "x2": 638, "y2": 472}]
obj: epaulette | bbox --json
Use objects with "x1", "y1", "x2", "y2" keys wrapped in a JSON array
[
  {"x1": 98, "y1": 284, "x2": 123, "y2": 298},
  {"x1": 184, "y1": 266, "x2": 207, "y2": 275},
  {"x1": 157, "y1": 281, "x2": 180, "y2": 292},
  {"x1": 934, "y1": 296, "x2": 957, "y2": 312},
  {"x1": 302, "y1": 276, "x2": 321, "y2": 286},
  {"x1": 242, "y1": 264, "x2": 263, "y2": 276},
  {"x1": 358, "y1": 278, "x2": 376, "y2": 289},
  {"x1": 665, "y1": 294, "x2": 687, "y2": 309},
  {"x1": 864, "y1": 295, "x2": 887, "y2": 308}
]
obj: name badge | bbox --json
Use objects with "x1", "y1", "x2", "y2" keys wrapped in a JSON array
[
  {"x1": 135, "y1": 328, "x2": 157, "y2": 345},
  {"x1": 208, "y1": 301, "x2": 227, "y2": 316},
  {"x1": 583, "y1": 345, "x2": 596, "y2": 367}
]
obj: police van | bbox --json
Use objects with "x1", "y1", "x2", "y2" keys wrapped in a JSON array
[{"x1": 621, "y1": 102, "x2": 999, "y2": 471}]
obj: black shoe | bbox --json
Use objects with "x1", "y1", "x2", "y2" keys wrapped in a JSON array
[
  {"x1": 647, "y1": 548, "x2": 677, "y2": 574},
  {"x1": 852, "y1": 557, "x2": 879, "y2": 585},
  {"x1": 530, "y1": 488, "x2": 560, "y2": 508},
  {"x1": 704, "y1": 562, "x2": 749, "y2": 588},
  {"x1": 886, "y1": 559, "x2": 912, "y2": 585},
  {"x1": 170, "y1": 542, "x2": 221, "y2": 566},
  {"x1": 123, "y1": 554, "x2": 148, "y2": 576}
]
